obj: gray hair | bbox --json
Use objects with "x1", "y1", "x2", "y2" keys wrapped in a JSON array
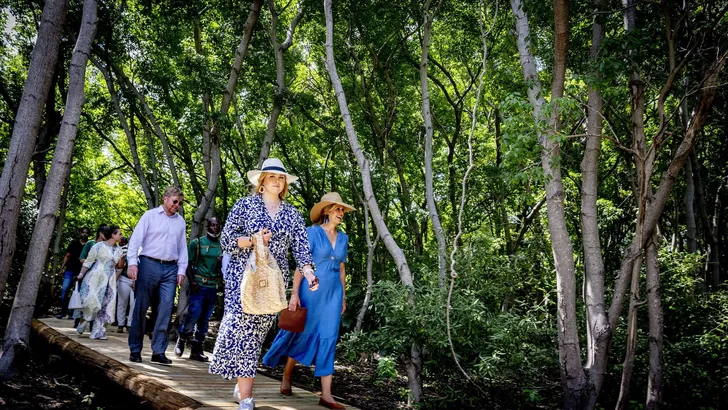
[{"x1": 163, "y1": 186, "x2": 184, "y2": 198}]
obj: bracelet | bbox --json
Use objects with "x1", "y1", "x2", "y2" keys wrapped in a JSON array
[{"x1": 303, "y1": 267, "x2": 314, "y2": 276}]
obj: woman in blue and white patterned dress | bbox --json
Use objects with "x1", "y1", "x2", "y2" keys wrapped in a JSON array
[{"x1": 210, "y1": 158, "x2": 317, "y2": 410}]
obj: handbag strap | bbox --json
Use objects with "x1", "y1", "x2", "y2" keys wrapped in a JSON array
[{"x1": 252, "y1": 232, "x2": 267, "y2": 265}]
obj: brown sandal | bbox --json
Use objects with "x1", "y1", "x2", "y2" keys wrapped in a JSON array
[{"x1": 319, "y1": 398, "x2": 345, "y2": 409}]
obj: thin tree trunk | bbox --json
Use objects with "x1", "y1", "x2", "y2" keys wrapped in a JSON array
[
  {"x1": 191, "y1": 0, "x2": 261, "y2": 239},
  {"x1": 616, "y1": 253, "x2": 642, "y2": 410},
  {"x1": 691, "y1": 150, "x2": 720, "y2": 289},
  {"x1": 324, "y1": 0, "x2": 421, "y2": 402},
  {"x1": 684, "y1": 133, "x2": 697, "y2": 253},
  {"x1": 510, "y1": 0, "x2": 585, "y2": 406},
  {"x1": 354, "y1": 194, "x2": 379, "y2": 333},
  {"x1": 0, "y1": 0, "x2": 96, "y2": 376},
  {"x1": 33, "y1": 74, "x2": 63, "y2": 204},
  {"x1": 582, "y1": 2, "x2": 610, "y2": 406},
  {"x1": 109, "y1": 63, "x2": 181, "y2": 194},
  {"x1": 92, "y1": 56, "x2": 155, "y2": 209},
  {"x1": 420, "y1": 0, "x2": 448, "y2": 289},
  {"x1": 0, "y1": 0, "x2": 69, "y2": 299},
  {"x1": 49, "y1": 173, "x2": 70, "y2": 299},
  {"x1": 259, "y1": 0, "x2": 304, "y2": 167},
  {"x1": 145, "y1": 126, "x2": 160, "y2": 207},
  {"x1": 645, "y1": 236, "x2": 664, "y2": 409}
]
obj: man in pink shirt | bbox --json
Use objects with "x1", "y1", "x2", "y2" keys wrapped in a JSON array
[{"x1": 126, "y1": 186, "x2": 188, "y2": 365}]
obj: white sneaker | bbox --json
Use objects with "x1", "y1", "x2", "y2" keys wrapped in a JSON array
[
  {"x1": 238, "y1": 397, "x2": 255, "y2": 410},
  {"x1": 233, "y1": 384, "x2": 241, "y2": 403}
]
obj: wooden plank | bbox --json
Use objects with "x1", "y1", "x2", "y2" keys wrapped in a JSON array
[
  {"x1": 36, "y1": 318, "x2": 358, "y2": 410},
  {"x1": 32, "y1": 319, "x2": 203, "y2": 410}
]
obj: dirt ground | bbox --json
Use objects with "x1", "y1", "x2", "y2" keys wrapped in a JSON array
[{"x1": 0, "y1": 346, "x2": 145, "y2": 410}]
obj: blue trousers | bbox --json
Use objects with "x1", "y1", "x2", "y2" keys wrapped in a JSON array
[
  {"x1": 179, "y1": 286, "x2": 217, "y2": 342},
  {"x1": 128, "y1": 257, "x2": 177, "y2": 354},
  {"x1": 59, "y1": 271, "x2": 75, "y2": 317}
]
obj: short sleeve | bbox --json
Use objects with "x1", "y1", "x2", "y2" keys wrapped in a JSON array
[
  {"x1": 79, "y1": 241, "x2": 93, "y2": 260},
  {"x1": 82, "y1": 243, "x2": 101, "y2": 269},
  {"x1": 188, "y1": 238, "x2": 199, "y2": 266}
]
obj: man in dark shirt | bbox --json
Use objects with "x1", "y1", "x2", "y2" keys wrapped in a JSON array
[{"x1": 56, "y1": 227, "x2": 90, "y2": 318}]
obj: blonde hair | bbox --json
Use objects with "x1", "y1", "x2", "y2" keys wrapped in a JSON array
[
  {"x1": 252, "y1": 172, "x2": 289, "y2": 200},
  {"x1": 314, "y1": 204, "x2": 335, "y2": 225},
  {"x1": 163, "y1": 186, "x2": 184, "y2": 198}
]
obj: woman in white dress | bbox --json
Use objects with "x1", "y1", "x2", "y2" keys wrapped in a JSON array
[{"x1": 75, "y1": 225, "x2": 123, "y2": 340}]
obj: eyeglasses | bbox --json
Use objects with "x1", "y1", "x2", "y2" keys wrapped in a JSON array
[{"x1": 172, "y1": 200, "x2": 181, "y2": 205}]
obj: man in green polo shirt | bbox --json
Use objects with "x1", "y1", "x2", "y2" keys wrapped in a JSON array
[{"x1": 174, "y1": 217, "x2": 222, "y2": 362}]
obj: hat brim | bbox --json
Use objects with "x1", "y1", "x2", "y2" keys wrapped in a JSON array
[
  {"x1": 310, "y1": 200, "x2": 356, "y2": 224},
  {"x1": 247, "y1": 170, "x2": 299, "y2": 186}
]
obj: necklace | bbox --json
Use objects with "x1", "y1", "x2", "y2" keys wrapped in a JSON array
[{"x1": 263, "y1": 199, "x2": 280, "y2": 217}]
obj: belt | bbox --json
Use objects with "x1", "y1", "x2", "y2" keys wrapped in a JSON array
[{"x1": 140, "y1": 255, "x2": 177, "y2": 265}]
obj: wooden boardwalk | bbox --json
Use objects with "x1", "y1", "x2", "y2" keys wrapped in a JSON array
[{"x1": 36, "y1": 318, "x2": 357, "y2": 410}]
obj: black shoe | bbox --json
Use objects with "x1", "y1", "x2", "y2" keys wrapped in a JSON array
[
  {"x1": 151, "y1": 353, "x2": 172, "y2": 365},
  {"x1": 189, "y1": 351, "x2": 209, "y2": 362},
  {"x1": 129, "y1": 352, "x2": 142, "y2": 363},
  {"x1": 55, "y1": 314, "x2": 63, "y2": 319},
  {"x1": 117, "y1": 326, "x2": 124, "y2": 333},
  {"x1": 174, "y1": 337, "x2": 185, "y2": 357}
]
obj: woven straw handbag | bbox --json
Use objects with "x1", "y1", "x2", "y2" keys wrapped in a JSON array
[{"x1": 240, "y1": 232, "x2": 288, "y2": 315}]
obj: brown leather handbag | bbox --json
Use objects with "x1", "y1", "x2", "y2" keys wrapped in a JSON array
[{"x1": 278, "y1": 307, "x2": 307, "y2": 333}]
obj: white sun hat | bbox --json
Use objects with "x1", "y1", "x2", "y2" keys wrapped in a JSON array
[{"x1": 247, "y1": 158, "x2": 299, "y2": 186}]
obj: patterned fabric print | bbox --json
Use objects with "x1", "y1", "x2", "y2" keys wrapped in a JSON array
[
  {"x1": 210, "y1": 194, "x2": 313, "y2": 379},
  {"x1": 77, "y1": 243, "x2": 122, "y2": 339}
]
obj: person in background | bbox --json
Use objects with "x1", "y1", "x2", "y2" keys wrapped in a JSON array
[
  {"x1": 74, "y1": 224, "x2": 107, "y2": 327},
  {"x1": 75, "y1": 225, "x2": 124, "y2": 340},
  {"x1": 263, "y1": 192, "x2": 354, "y2": 410},
  {"x1": 80, "y1": 224, "x2": 108, "y2": 264},
  {"x1": 174, "y1": 217, "x2": 222, "y2": 362},
  {"x1": 126, "y1": 186, "x2": 188, "y2": 365},
  {"x1": 56, "y1": 227, "x2": 89, "y2": 319},
  {"x1": 209, "y1": 158, "x2": 316, "y2": 410},
  {"x1": 116, "y1": 237, "x2": 134, "y2": 333}
]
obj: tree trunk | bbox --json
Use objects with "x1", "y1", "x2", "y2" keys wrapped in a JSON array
[
  {"x1": 684, "y1": 137, "x2": 697, "y2": 254},
  {"x1": 510, "y1": 0, "x2": 586, "y2": 406},
  {"x1": 0, "y1": 0, "x2": 96, "y2": 377},
  {"x1": 691, "y1": 149, "x2": 720, "y2": 289},
  {"x1": 259, "y1": 0, "x2": 304, "y2": 167},
  {"x1": 645, "y1": 236, "x2": 664, "y2": 409},
  {"x1": 420, "y1": 0, "x2": 448, "y2": 289},
  {"x1": 581, "y1": 2, "x2": 610, "y2": 406},
  {"x1": 615, "y1": 254, "x2": 643, "y2": 410},
  {"x1": 190, "y1": 0, "x2": 261, "y2": 239},
  {"x1": 109, "y1": 62, "x2": 182, "y2": 195},
  {"x1": 145, "y1": 126, "x2": 160, "y2": 207},
  {"x1": 92, "y1": 56, "x2": 155, "y2": 209},
  {"x1": 0, "y1": 0, "x2": 68, "y2": 299},
  {"x1": 49, "y1": 173, "x2": 71, "y2": 299},
  {"x1": 354, "y1": 194, "x2": 378, "y2": 333},
  {"x1": 324, "y1": 0, "x2": 421, "y2": 401},
  {"x1": 33, "y1": 73, "x2": 63, "y2": 205}
]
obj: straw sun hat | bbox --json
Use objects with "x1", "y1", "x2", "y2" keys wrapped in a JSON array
[
  {"x1": 310, "y1": 192, "x2": 356, "y2": 224},
  {"x1": 247, "y1": 158, "x2": 299, "y2": 186}
]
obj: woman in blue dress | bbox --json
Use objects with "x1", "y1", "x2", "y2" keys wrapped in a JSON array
[
  {"x1": 210, "y1": 158, "x2": 316, "y2": 410},
  {"x1": 263, "y1": 192, "x2": 355, "y2": 410}
]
